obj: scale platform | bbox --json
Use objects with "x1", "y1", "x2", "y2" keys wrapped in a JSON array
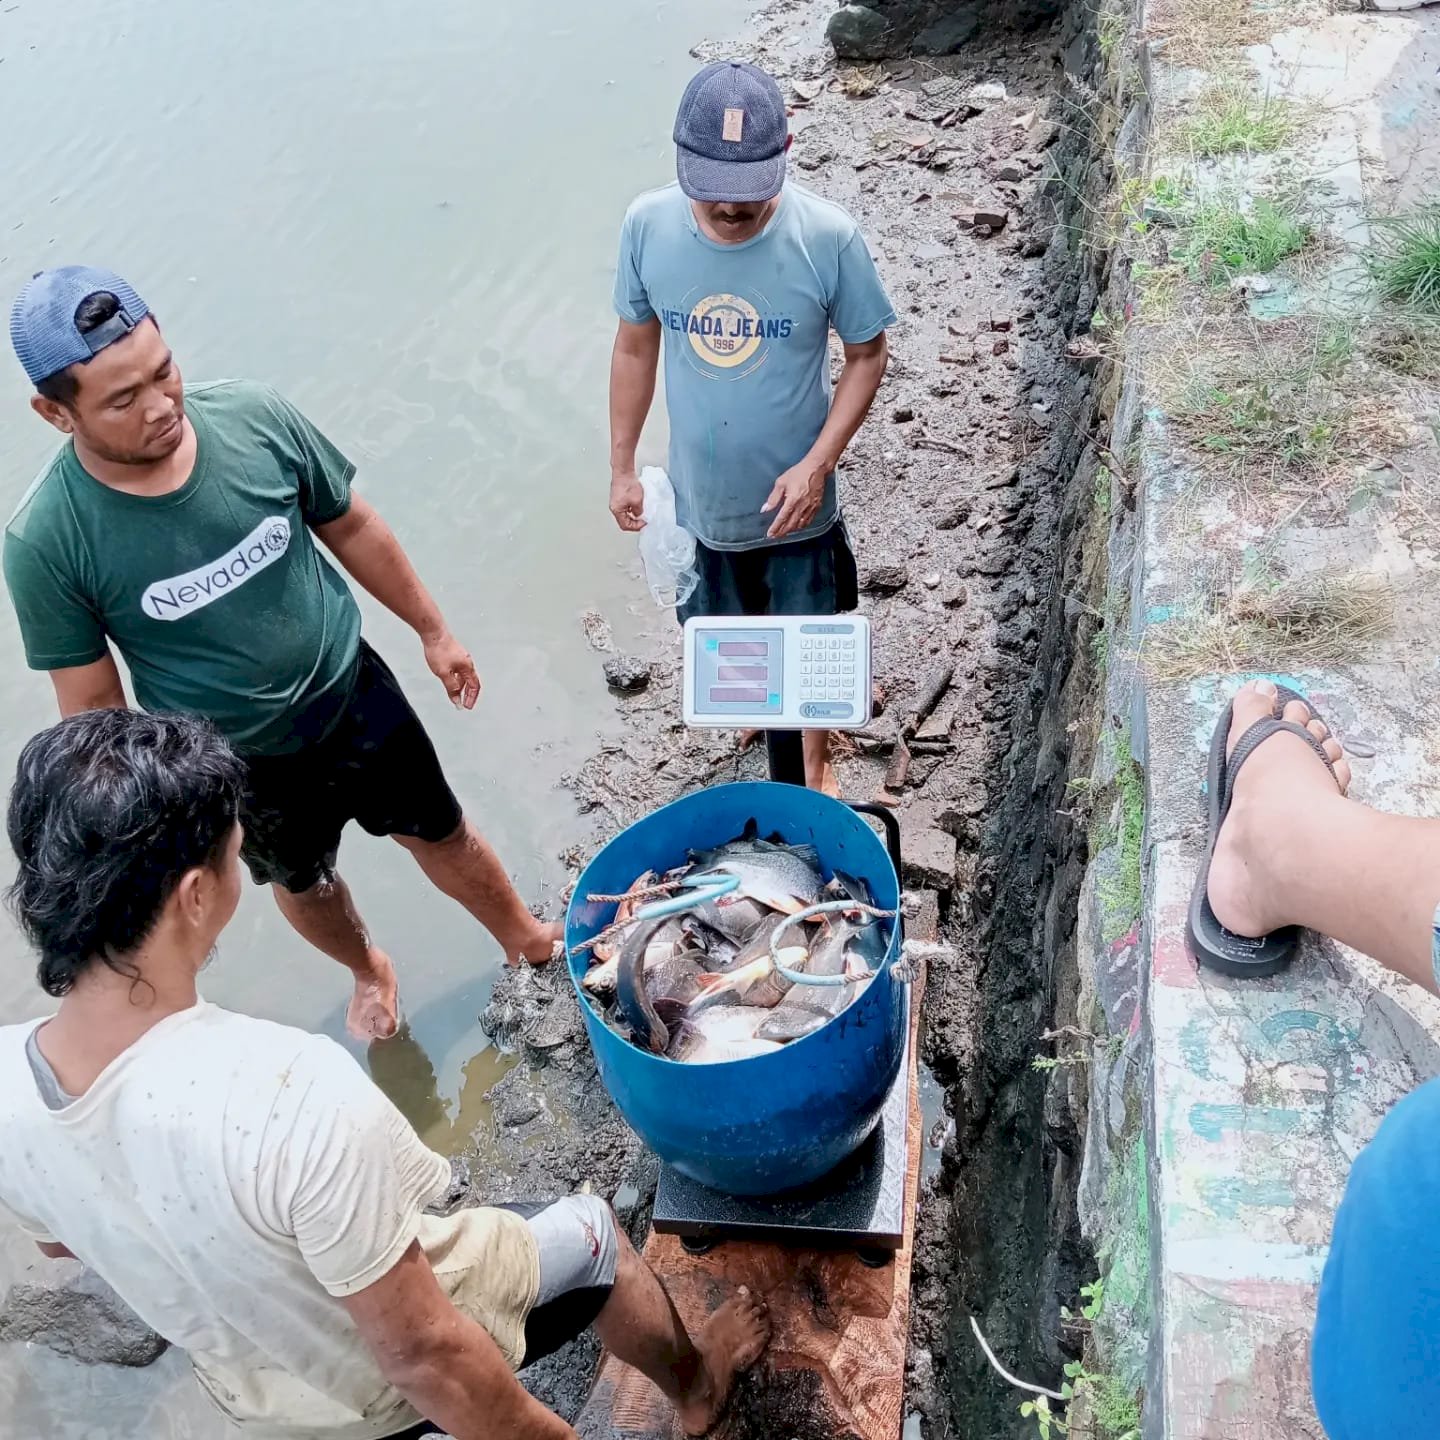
[{"x1": 652, "y1": 989, "x2": 912, "y2": 1252}]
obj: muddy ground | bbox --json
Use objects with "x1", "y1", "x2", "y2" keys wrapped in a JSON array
[{"x1": 475, "y1": 0, "x2": 1105, "y2": 1430}]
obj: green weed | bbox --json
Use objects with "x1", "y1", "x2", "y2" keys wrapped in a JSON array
[
  {"x1": 1180, "y1": 195, "x2": 1310, "y2": 278},
  {"x1": 1179, "y1": 81, "x2": 1297, "y2": 157},
  {"x1": 1098, "y1": 730, "x2": 1144, "y2": 936},
  {"x1": 1368, "y1": 206, "x2": 1440, "y2": 312}
]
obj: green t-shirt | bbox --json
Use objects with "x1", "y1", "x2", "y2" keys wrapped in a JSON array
[{"x1": 4, "y1": 379, "x2": 363, "y2": 754}]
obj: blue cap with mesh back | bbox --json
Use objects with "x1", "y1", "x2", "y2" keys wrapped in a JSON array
[
  {"x1": 10, "y1": 266, "x2": 150, "y2": 385},
  {"x1": 673, "y1": 60, "x2": 788, "y2": 204}
]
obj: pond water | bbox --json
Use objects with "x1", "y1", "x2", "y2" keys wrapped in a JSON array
[{"x1": 0, "y1": 0, "x2": 745, "y2": 1429}]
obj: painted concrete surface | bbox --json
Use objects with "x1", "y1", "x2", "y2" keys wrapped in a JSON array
[{"x1": 1112, "y1": 6, "x2": 1440, "y2": 1436}]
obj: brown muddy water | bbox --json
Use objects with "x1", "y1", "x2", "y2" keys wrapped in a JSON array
[{"x1": 0, "y1": 0, "x2": 746, "y2": 1431}]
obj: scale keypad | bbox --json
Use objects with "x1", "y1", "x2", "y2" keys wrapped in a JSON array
[{"x1": 797, "y1": 624, "x2": 859, "y2": 718}]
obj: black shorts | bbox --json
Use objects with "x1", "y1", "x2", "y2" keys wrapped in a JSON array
[
  {"x1": 676, "y1": 517, "x2": 859, "y2": 624},
  {"x1": 239, "y1": 641, "x2": 463, "y2": 892}
]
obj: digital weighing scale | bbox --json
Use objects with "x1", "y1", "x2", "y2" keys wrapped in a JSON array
[
  {"x1": 660, "y1": 612, "x2": 908, "y2": 1256},
  {"x1": 682, "y1": 614, "x2": 872, "y2": 731}
]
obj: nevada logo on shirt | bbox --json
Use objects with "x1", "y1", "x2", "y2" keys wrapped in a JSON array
[
  {"x1": 659, "y1": 289, "x2": 795, "y2": 379},
  {"x1": 141, "y1": 515, "x2": 293, "y2": 621}
]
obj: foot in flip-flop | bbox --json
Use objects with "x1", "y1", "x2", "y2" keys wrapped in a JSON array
[{"x1": 1188, "y1": 678, "x2": 1352, "y2": 976}]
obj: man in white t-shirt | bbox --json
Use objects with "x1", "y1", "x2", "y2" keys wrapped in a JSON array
[{"x1": 0, "y1": 708, "x2": 770, "y2": 1439}]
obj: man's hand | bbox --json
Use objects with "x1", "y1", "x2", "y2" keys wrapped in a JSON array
[
  {"x1": 609, "y1": 471, "x2": 646, "y2": 533},
  {"x1": 424, "y1": 631, "x2": 481, "y2": 710},
  {"x1": 761, "y1": 457, "x2": 828, "y2": 541}
]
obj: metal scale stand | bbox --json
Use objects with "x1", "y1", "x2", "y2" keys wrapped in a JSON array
[{"x1": 655, "y1": 616, "x2": 913, "y2": 1259}]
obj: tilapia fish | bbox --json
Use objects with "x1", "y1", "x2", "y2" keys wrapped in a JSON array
[
  {"x1": 665, "y1": 1005, "x2": 784, "y2": 1064},
  {"x1": 688, "y1": 836, "x2": 824, "y2": 916}
]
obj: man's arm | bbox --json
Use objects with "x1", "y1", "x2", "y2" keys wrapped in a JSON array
[
  {"x1": 37, "y1": 1241, "x2": 76, "y2": 1260},
  {"x1": 313, "y1": 496, "x2": 480, "y2": 709},
  {"x1": 608, "y1": 317, "x2": 662, "y2": 533},
  {"x1": 761, "y1": 332, "x2": 889, "y2": 540},
  {"x1": 342, "y1": 1240, "x2": 576, "y2": 1440},
  {"x1": 48, "y1": 655, "x2": 128, "y2": 717}
]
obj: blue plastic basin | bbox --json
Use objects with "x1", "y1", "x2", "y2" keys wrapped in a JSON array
[{"x1": 565, "y1": 781, "x2": 905, "y2": 1196}]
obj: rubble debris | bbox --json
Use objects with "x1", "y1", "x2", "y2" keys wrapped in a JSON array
[{"x1": 602, "y1": 655, "x2": 652, "y2": 693}]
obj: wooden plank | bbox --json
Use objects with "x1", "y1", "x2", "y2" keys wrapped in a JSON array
[{"x1": 575, "y1": 896, "x2": 935, "y2": 1440}]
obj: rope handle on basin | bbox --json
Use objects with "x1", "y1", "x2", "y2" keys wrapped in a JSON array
[
  {"x1": 768, "y1": 900, "x2": 898, "y2": 986},
  {"x1": 569, "y1": 873, "x2": 740, "y2": 958}
]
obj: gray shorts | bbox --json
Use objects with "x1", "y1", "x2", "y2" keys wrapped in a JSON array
[{"x1": 524, "y1": 1193, "x2": 619, "y2": 1304}]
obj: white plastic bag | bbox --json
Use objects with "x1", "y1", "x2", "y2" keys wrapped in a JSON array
[{"x1": 637, "y1": 466, "x2": 698, "y2": 608}]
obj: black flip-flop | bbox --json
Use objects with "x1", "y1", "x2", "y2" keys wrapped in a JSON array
[{"x1": 1187, "y1": 685, "x2": 1339, "y2": 977}]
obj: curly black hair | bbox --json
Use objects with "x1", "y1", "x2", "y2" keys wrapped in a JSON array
[{"x1": 6, "y1": 708, "x2": 244, "y2": 996}]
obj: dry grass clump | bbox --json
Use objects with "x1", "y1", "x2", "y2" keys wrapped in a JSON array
[
  {"x1": 1158, "y1": 320, "x2": 1404, "y2": 497},
  {"x1": 1148, "y1": 573, "x2": 1393, "y2": 681},
  {"x1": 838, "y1": 66, "x2": 885, "y2": 98},
  {"x1": 1144, "y1": 0, "x2": 1305, "y2": 67}
]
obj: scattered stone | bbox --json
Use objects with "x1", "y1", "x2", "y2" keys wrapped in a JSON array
[
  {"x1": 0, "y1": 1271, "x2": 167, "y2": 1367},
  {"x1": 791, "y1": 77, "x2": 827, "y2": 103},
  {"x1": 603, "y1": 655, "x2": 651, "y2": 693},
  {"x1": 797, "y1": 146, "x2": 837, "y2": 171},
  {"x1": 914, "y1": 6, "x2": 980, "y2": 55},
  {"x1": 942, "y1": 578, "x2": 968, "y2": 607},
  {"x1": 825, "y1": 4, "x2": 889, "y2": 60},
  {"x1": 1229, "y1": 273, "x2": 1276, "y2": 296},
  {"x1": 1028, "y1": 118, "x2": 1060, "y2": 148},
  {"x1": 892, "y1": 405, "x2": 915, "y2": 423},
  {"x1": 968, "y1": 81, "x2": 1008, "y2": 104},
  {"x1": 899, "y1": 820, "x2": 958, "y2": 891},
  {"x1": 496, "y1": 1090, "x2": 544, "y2": 1128},
  {"x1": 933, "y1": 498, "x2": 972, "y2": 530},
  {"x1": 1024, "y1": 586, "x2": 1038, "y2": 606},
  {"x1": 993, "y1": 161, "x2": 1026, "y2": 182},
  {"x1": 921, "y1": 571, "x2": 941, "y2": 588},
  {"x1": 992, "y1": 337, "x2": 1010, "y2": 355},
  {"x1": 859, "y1": 562, "x2": 909, "y2": 594},
  {"x1": 954, "y1": 205, "x2": 1009, "y2": 231},
  {"x1": 990, "y1": 316, "x2": 1013, "y2": 331}
]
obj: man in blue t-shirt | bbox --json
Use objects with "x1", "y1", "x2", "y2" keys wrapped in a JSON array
[{"x1": 608, "y1": 60, "x2": 896, "y2": 794}]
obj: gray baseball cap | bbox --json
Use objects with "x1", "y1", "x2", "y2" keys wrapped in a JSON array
[{"x1": 673, "y1": 60, "x2": 788, "y2": 204}]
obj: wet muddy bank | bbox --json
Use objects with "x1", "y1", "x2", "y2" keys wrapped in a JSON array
[{"x1": 480, "y1": 0, "x2": 1115, "y2": 1428}]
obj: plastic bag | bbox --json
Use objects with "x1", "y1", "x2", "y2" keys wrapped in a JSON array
[{"x1": 637, "y1": 466, "x2": 698, "y2": 608}]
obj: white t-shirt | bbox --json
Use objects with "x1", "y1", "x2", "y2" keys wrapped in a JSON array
[{"x1": 0, "y1": 1002, "x2": 539, "y2": 1438}]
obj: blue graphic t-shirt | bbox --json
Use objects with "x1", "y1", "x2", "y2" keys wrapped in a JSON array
[
  {"x1": 1311, "y1": 1074, "x2": 1440, "y2": 1436},
  {"x1": 613, "y1": 182, "x2": 896, "y2": 551}
]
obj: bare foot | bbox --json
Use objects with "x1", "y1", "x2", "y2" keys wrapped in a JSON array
[
  {"x1": 346, "y1": 951, "x2": 400, "y2": 1041},
  {"x1": 737, "y1": 729, "x2": 762, "y2": 752},
  {"x1": 1207, "y1": 679, "x2": 1351, "y2": 938},
  {"x1": 675, "y1": 1288, "x2": 772, "y2": 1436},
  {"x1": 808, "y1": 759, "x2": 841, "y2": 798},
  {"x1": 510, "y1": 920, "x2": 563, "y2": 967}
]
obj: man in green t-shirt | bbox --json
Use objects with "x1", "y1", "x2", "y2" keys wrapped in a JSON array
[{"x1": 4, "y1": 265, "x2": 560, "y2": 1040}]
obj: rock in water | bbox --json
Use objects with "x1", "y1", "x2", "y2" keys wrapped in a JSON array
[
  {"x1": 914, "y1": 6, "x2": 979, "y2": 54},
  {"x1": 0, "y1": 1270, "x2": 167, "y2": 1367},
  {"x1": 603, "y1": 655, "x2": 651, "y2": 693},
  {"x1": 825, "y1": 4, "x2": 889, "y2": 60}
]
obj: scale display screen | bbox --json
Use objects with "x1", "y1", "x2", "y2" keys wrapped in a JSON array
[{"x1": 691, "y1": 628, "x2": 784, "y2": 716}]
